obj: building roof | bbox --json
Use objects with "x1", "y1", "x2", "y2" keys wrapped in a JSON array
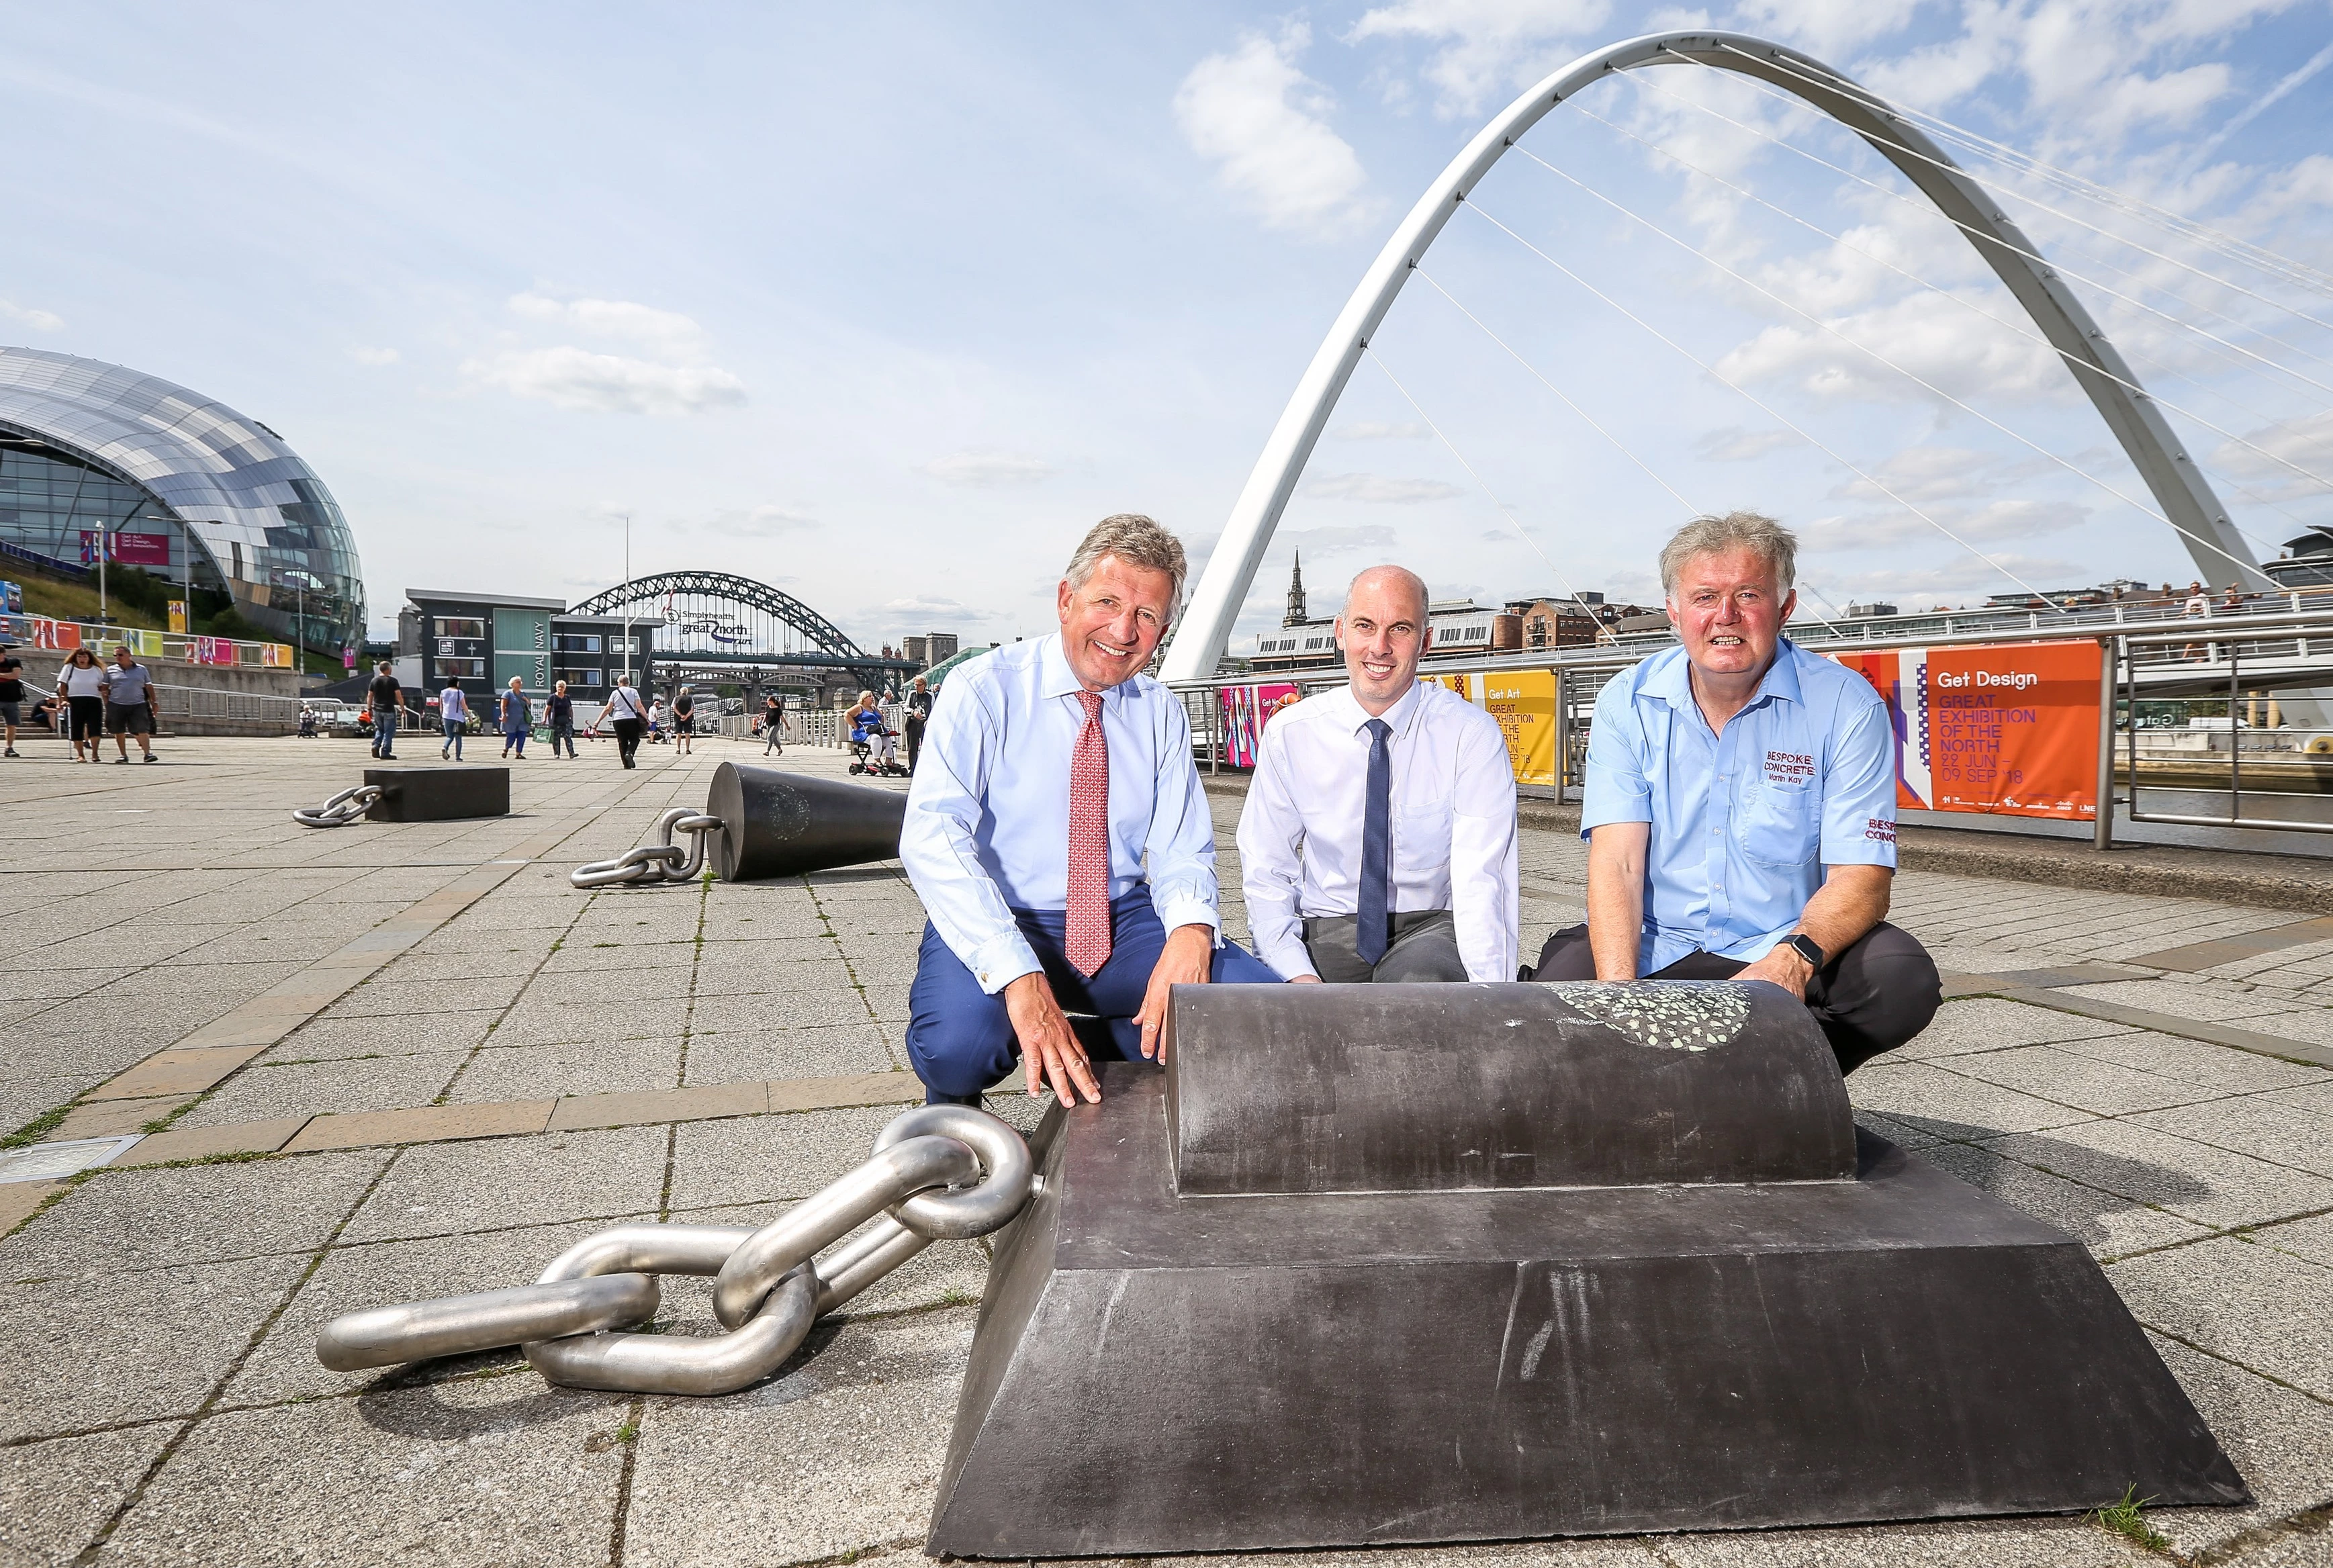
[{"x1": 408, "y1": 588, "x2": 568, "y2": 610}]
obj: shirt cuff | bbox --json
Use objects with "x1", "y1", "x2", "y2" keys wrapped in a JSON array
[
  {"x1": 1254, "y1": 933, "x2": 1318, "y2": 981},
  {"x1": 960, "y1": 927, "x2": 1043, "y2": 996},
  {"x1": 1152, "y1": 890, "x2": 1223, "y2": 948}
]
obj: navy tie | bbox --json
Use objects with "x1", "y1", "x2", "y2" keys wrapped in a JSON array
[{"x1": 1357, "y1": 718, "x2": 1392, "y2": 965}]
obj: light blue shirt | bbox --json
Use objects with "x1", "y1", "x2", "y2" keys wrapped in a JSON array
[
  {"x1": 1581, "y1": 637, "x2": 1898, "y2": 973},
  {"x1": 439, "y1": 687, "x2": 469, "y2": 723},
  {"x1": 901, "y1": 635, "x2": 1220, "y2": 994}
]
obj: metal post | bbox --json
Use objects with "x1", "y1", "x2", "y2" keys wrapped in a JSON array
[
  {"x1": 2093, "y1": 637, "x2": 2115, "y2": 851},
  {"x1": 2228, "y1": 637, "x2": 2241, "y2": 819},
  {"x1": 97, "y1": 527, "x2": 108, "y2": 625},
  {"x1": 1555, "y1": 670, "x2": 1573, "y2": 806},
  {"x1": 2123, "y1": 637, "x2": 2143, "y2": 825}
]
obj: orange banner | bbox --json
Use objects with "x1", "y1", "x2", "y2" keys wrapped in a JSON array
[{"x1": 1831, "y1": 641, "x2": 2101, "y2": 821}]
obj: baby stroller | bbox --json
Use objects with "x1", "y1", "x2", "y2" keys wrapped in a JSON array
[{"x1": 848, "y1": 721, "x2": 909, "y2": 778}]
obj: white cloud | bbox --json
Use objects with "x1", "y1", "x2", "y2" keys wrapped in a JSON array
[
  {"x1": 2212, "y1": 410, "x2": 2333, "y2": 496},
  {"x1": 510, "y1": 293, "x2": 709, "y2": 359},
  {"x1": 349, "y1": 345, "x2": 400, "y2": 365},
  {"x1": 878, "y1": 594, "x2": 995, "y2": 623},
  {"x1": 919, "y1": 449, "x2": 1057, "y2": 488},
  {"x1": 1301, "y1": 471, "x2": 1465, "y2": 503},
  {"x1": 1694, "y1": 426, "x2": 1800, "y2": 462},
  {"x1": 1279, "y1": 523, "x2": 1403, "y2": 555},
  {"x1": 1348, "y1": 0, "x2": 1608, "y2": 116},
  {"x1": 461, "y1": 347, "x2": 747, "y2": 415},
  {"x1": 706, "y1": 505, "x2": 817, "y2": 537},
  {"x1": 1332, "y1": 419, "x2": 1432, "y2": 440},
  {"x1": 1175, "y1": 24, "x2": 1377, "y2": 239},
  {"x1": 1827, "y1": 553, "x2": 2093, "y2": 598},
  {"x1": 1715, "y1": 291, "x2": 2066, "y2": 406},
  {"x1": 1, "y1": 298, "x2": 66, "y2": 332}
]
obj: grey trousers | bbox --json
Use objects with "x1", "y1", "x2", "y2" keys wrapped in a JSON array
[{"x1": 1302, "y1": 909, "x2": 1471, "y2": 983}]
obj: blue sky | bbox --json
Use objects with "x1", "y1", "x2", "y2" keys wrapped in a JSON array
[{"x1": 5, "y1": 1, "x2": 2331, "y2": 649}]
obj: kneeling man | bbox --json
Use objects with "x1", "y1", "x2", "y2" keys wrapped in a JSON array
[
  {"x1": 902, "y1": 514, "x2": 1281, "y2": 1107},
  {"x1": 1533, "y1": 512, "x2": 1941, "y2": 1074},
  {"x1": 1239, "y1": 565, "x2": 1518, "y2": 984}
]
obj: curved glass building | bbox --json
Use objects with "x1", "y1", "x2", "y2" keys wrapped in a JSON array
[{"x1": 0, "y1": 347, "x2": 365, "y2": 651}]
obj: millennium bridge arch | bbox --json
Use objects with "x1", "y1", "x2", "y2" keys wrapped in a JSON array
[
  {"x1": 1164, "y1": 30, "x2": 2263, "y2": 681},
  {"x1": 569, "y1": 570, "x2": 916, "y2": 696}
]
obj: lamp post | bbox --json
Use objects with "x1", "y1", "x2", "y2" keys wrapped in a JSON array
[{"x1": 619, "y1": 512, "x2": 635, "y2": 686}]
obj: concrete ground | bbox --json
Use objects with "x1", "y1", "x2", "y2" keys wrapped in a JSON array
[{"x1": 1, "y1": 730, "x2": 2329, "y2": 1567}]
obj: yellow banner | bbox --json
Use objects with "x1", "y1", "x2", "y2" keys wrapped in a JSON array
[
  {"x1": 167, "y1": 600, "x2": 188, "y2": 633},
  {"x1": 127, "y1": 629, "x2": 165, "y2": 658},
  {"x1": 1481, "y1": 670, "x2": 1560, "y2": 787}
]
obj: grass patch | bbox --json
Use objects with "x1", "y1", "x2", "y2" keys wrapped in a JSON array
[
  {"x1": 126, "y1": 1149, "x2": 283, "y2": 1170},
  {"x1": 937, "y1": 1286, "x2": 980, "y2": 1307},
  {"x1": 2093, "y1": 1485, "x2": 2170, "y2": 1553},
  {"x1": 614, "y1": 1420, "x2": 639, "y2": 1444},
  {"x1": 1, "y1": 1103, "x2": 75, "y2": 1150}
]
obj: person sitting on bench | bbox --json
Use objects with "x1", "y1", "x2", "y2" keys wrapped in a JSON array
[{"x1": 1530, "y1": 511, "x2": 1941, "y2": 1075}]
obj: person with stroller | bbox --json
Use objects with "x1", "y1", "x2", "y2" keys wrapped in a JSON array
[
  {"x1": 547, "y1": 680, "x2": 577, "y2": 759},
  {"x1": 439, "y1": 681, "x2": 470, "y2": 760},
  {"x1": 498, "y1": 677, "x2": 531, "y2": 759},
  {"x1": 761, "y1": 692, "x2": 788, "y2": 755}
]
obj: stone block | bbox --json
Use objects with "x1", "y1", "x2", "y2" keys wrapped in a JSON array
[{"x1": 282, "y1": 1098, "x2": 555, "y2": 1154}]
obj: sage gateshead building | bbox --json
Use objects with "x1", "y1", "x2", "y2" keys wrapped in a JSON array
[{"x1": 0, "y1": 347, "x2": 365, "y2": 655}]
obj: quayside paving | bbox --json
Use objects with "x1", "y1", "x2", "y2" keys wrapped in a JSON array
[{"x1": 1, "y1": 735, "x2": 2330, "y2": 1567}]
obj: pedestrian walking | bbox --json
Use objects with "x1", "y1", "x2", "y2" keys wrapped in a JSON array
[
  {"x1": 0, "y1": 643, "x2": 26, "y2": 757},
  {"x1": 439, "y1": 682, "x2": 470, "y2": 760},
  {"x1": 57, "y1": 647, "x2": 107, "y2": 762},
  {"x1": 548, "y1": 681, "x2": 577, "y2": 758},
  {"x1": 100, "y1": 645, "x2": 158, "y2": 764},
  {"x1": 672, "y1": 686, "x2": 695, "y2": 755},
  {"x1": 498, "y1": 678, "x2": 531, "y2": 759},
  {"x1": 603, "y1": 676, "x2": 647, "y2": 769},
  {"x1": 761, "y1": 692, "x2": 787, "y2": 755},
  {"x1": 366, "y1": 661, "x2": 406, "y2": 759},
  {"x1": 903, "y1": 675, "x2": 933, "y2": 775}
]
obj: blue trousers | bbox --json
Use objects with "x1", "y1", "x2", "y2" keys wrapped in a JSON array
[
  {"x1": 443, "y1": 719, "x2": 463, "y2": 759},
  {"x1": 905, "y1": 888, "x2": 1281, "y2": 1102},
  {"x1": 371, "y1": 712, "x2": 398, "y2": 756}
]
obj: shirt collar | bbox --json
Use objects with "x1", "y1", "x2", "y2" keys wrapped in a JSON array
[
  {"x1": 1038, "y1": 633, "x2": 1130, "y2": 706},
  {"x1": 1643, "y1": 637, "x2": 1804, "y2": 710},
  {"x1": 1331, "y1": 677, "x2": 1422, "y2": 737}
]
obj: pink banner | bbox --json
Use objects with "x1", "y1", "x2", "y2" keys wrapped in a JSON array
[{"x1": 1217, "y1": 683, "x2": 1301, "y2": 768}]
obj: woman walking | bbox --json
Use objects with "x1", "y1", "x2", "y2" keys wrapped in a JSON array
[
  {"x1": 439, "y1": 681, "x2": 469, "y2": 760},
  {"x1": 761, "y1": 692, "x2": 786, "y2": 755},
  {"x1": 672, "y1": 686, "x2": 695, "y2": 755},
  {"x1": 547, "y1": 681, "x2": 577, "y2": 759},
  {"x1": 498, "y1": 678, "x2": 531, "y2": 759},
  {"x1": 56, "y1": 647, "x2": 106, "y2": 763},
  {"x1": 602, "y1": 676, "x2": 647, "y2": 769}
]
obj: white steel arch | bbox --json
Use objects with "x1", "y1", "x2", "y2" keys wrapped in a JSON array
[{"x1": 1163, "y1": 30, "x2": 2262, "y2": 682}]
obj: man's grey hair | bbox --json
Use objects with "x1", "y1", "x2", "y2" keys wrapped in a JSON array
[
  {"x1": 1659, "y1": 510, "x2": 1798, "y2": 594},
  {"x1": 1341, "y1": 564, "x2": 1429, "y2": 621},
  {"x1": 1064, "y1": 514, "x2": 1188, "y2": 617}
]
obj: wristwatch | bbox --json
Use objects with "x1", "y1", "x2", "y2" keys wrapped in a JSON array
[{"x1": 1782, "y1": 933, "x2": 1826, "y2": 972}]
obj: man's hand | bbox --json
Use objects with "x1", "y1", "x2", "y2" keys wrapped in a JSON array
[
  {"x1": 1003, "y1": 971, "x2": 1100, "y2": 1103},
  {"x1": 1288, "y1": 973, "x2": 1324, "y2": 984},
  {"x1": 1134, "y1": 924, "x2": 1214, "y2": 1063},
  {"x1": 1736, "y1": 943, "x2": 1815, "y2": 1001}
]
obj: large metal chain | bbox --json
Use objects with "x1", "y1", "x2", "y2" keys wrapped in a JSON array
[
  {"x1": 292, "y1": 784, "x2": 384, "y2": 829},
  {"x1": 314, "y1": 1104, "x2": 1034, "y2": 1396},
  {"x1": 571, "y1": 806, "x2": 725, "y2": 888}
]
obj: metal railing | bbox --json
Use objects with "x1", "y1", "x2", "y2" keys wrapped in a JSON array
[
  {"x1": 2, "y1": 612, "x2": 296, "y2": 668},
  {"x1": 1173, "y1": 606, "x2": 2333, "y2": 847}
]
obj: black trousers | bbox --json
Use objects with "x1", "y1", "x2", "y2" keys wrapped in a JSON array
[
  {"x1": 610, "y1": 717, "x2": 643, "y2": 768},
  {"x1": 904, "y1": 714, "x2": 925, "y2": 774},
  {"x1": 1302, "y1": 909, "x2": 1470, "y2": 982},
  {"x1": 1530, "y1": 921, "x2": 1941, "y2": 1075}
]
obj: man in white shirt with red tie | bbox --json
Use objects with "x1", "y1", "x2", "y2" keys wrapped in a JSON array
[
  {"x1": 900, "y1": 514, "x2": 1282, "y2": 1107},
  {"x1": 1238, "y1": 565, "x2": 1520, "y2": 984}
]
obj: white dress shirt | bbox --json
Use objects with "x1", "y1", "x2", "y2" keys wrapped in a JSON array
[
  {"x1": 901, "y1": 635, "x2": 1221, "y2": 995},
  {"x1": 1237, "y1": 680, "x2": 1518, "y2": 982}
]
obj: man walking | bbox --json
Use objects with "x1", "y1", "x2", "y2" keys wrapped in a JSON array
[
  {"x1": 672, "y1": 686, "x2": 695, "y2": 755},
  {"x1": 1238, "y1": 565, "x2": 1517, "y2": 983},
  {"x1": 367, "y1": 661, "x2": 406, "y2": 760},
  {"x1": 903, "y1": 675, "x2": 933, "y2": 775},
  {"x1": 1530, "y1": 512, "x2": 1941, "y2": 1076},
  {"x1": 0, "y1": 643, "x2": 26, "y2": 757},
  {"x1": 100, "y1": 645, "x2": 158, "y2": 764},
  {"x1": 602, "y1": 676, "x2": 647, "y2": 768},
  {"x1": 900, "y1": 514, "x2": 1280, "y2": 1107}
]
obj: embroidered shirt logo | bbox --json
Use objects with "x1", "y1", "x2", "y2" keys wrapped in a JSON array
[
  {"x1": 1864, "y1": 817, "x2": 1897, "y2": 844},
  {"x1": 1764, "y1": 749, "x2": 1815, "y2": 785}
]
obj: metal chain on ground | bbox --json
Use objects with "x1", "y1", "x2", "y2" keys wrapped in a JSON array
[
  {"x1": 292, "y1": 784, "x2": 384, "y2": 829},
  {"x1": 570, "y1": 806, "x2": 725, "y2": 888},
  {"x1": 314, "y1": 1105, "x2": 1035, "y2": 1397}
]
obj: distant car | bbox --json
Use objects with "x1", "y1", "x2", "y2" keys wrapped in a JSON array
[{"x1": 308, "y1": 703, "x2": 368, "y2": 738}]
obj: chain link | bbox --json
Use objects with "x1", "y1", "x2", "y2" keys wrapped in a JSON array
[
  {"x1": 570, "y1": 807, "x2": 725, "y2": 888},
  {"x1": 315, "y1": 1105, "x2": 1034, "y2": 1396},
  {"x1": 292, "y1": 784, "x2": 384, "y2": 829}
]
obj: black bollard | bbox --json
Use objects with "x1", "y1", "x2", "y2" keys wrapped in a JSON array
[
  {"x1": 703, "y1": 762, "x2": 905, "y2": 881},
  {"x1": 929, "y1": 981, "x2": 2246, "y2": 1556},
  {"x1": 361, "y1": 767, "x2": 508, "y2": 821}
]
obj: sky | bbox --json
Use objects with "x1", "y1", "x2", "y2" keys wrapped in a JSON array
[{"x1": 5, "y1": 0, "x2": 2332, "y2": 653}]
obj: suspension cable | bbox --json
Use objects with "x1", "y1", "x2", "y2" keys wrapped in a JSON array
[
  {"x1": 1632, "y1": 64, "x2": 2333, "y2": 404},
  {"x1": 1510, "y1": 146, "x2": 2277, "y2": 584},
  {"x1": 1586, "y1": 91, "x2": 2333, "y2": 521},
  {"x1": 1460, "y1": 201, "x2": 2072, "y2": 612},
  {"x1": 1708, "y1": 44, "x2": 2333, "y2": 340}
]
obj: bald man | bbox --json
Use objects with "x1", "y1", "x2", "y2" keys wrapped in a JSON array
[{"x1": 1237, "y1": 565, "x2": 1519, "y2": 984}]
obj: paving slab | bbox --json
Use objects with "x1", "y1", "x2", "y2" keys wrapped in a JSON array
[
  {"x1": 0, "y1": 1424, "x2": 179, "y2": 1568},
  {"x1": 176, "y1": 1051, "x2": 468, "y2": 1128},
  {"x1": 99, "y1": 1376, "x2": 632, "y2": 1567},
  {"x1": 263, "y1": 1011, "x2": 504, "y2": 1062},
  {"x1": 114, "y1": 1117, "x2": 310, "y2": 1166},
  {"x1": 2144, "y1": 1338, "x2": 2333, "y2": 1559},
  {"x1": 1914, "y1": 1139, "x2": 2217, "y2": 1258},
  {"x1": 2122, "y1": 1093, "x2": 2333, "y2": 1180},
  {"x1": 2246, "y1": 1211, "x2": 2333, "y2": 1269},
  {"x1": 2052, "y1": 1029, "x2": 2332, "y2": 1094},
  {"x1": 0, "y1": 1253, "x2": 306, "y2": 1442},
  {"x1": 0, "y1": 1148, "x2": 386, "y2": 1278},
  {"x1": 451, "y1": 1039, "x2": 686, "y2": 1105},
  {"x1": 1645, "y1": 1516, "x2": 2151, "y2": 1565},
  {"x1": 283, "y1": 1099, "x2": 555, "y2": 1153},
  {"x1": 1845, "y1": 1059, "x2": 2099, "y2": 1138},
  {"x1": 1943, "y1": 1042, "x2": 2234, "y2": 1116},
  {"x1": 684, "y1": 1021, "x2": 899, "y2": 1082},
  {"x1": 338, "y1": 1124, "x2": 670, "y2": 1243},
  {"x1": 2111, "y1": 1236, "x2": 2333, "y2": 1400},
  {"x1": 1982, "y1": 1117, "x2": 2333, "y2": 1229},
  {"x1": 666, "y1": 1103, "x2": 911, "y2": 1212},
  {"x1": 2057, "y1": 978, "x2": 2310, "y2": 1022}
]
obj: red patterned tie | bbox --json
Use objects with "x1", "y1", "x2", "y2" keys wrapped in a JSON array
[{"x1": 1065, "y1": 689, "x2": 1111, "y2": 976}]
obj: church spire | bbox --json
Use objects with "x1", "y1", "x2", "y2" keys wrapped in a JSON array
[{"x1": 1283, "y1": 552, "x2": 1308, "y2": 628}]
